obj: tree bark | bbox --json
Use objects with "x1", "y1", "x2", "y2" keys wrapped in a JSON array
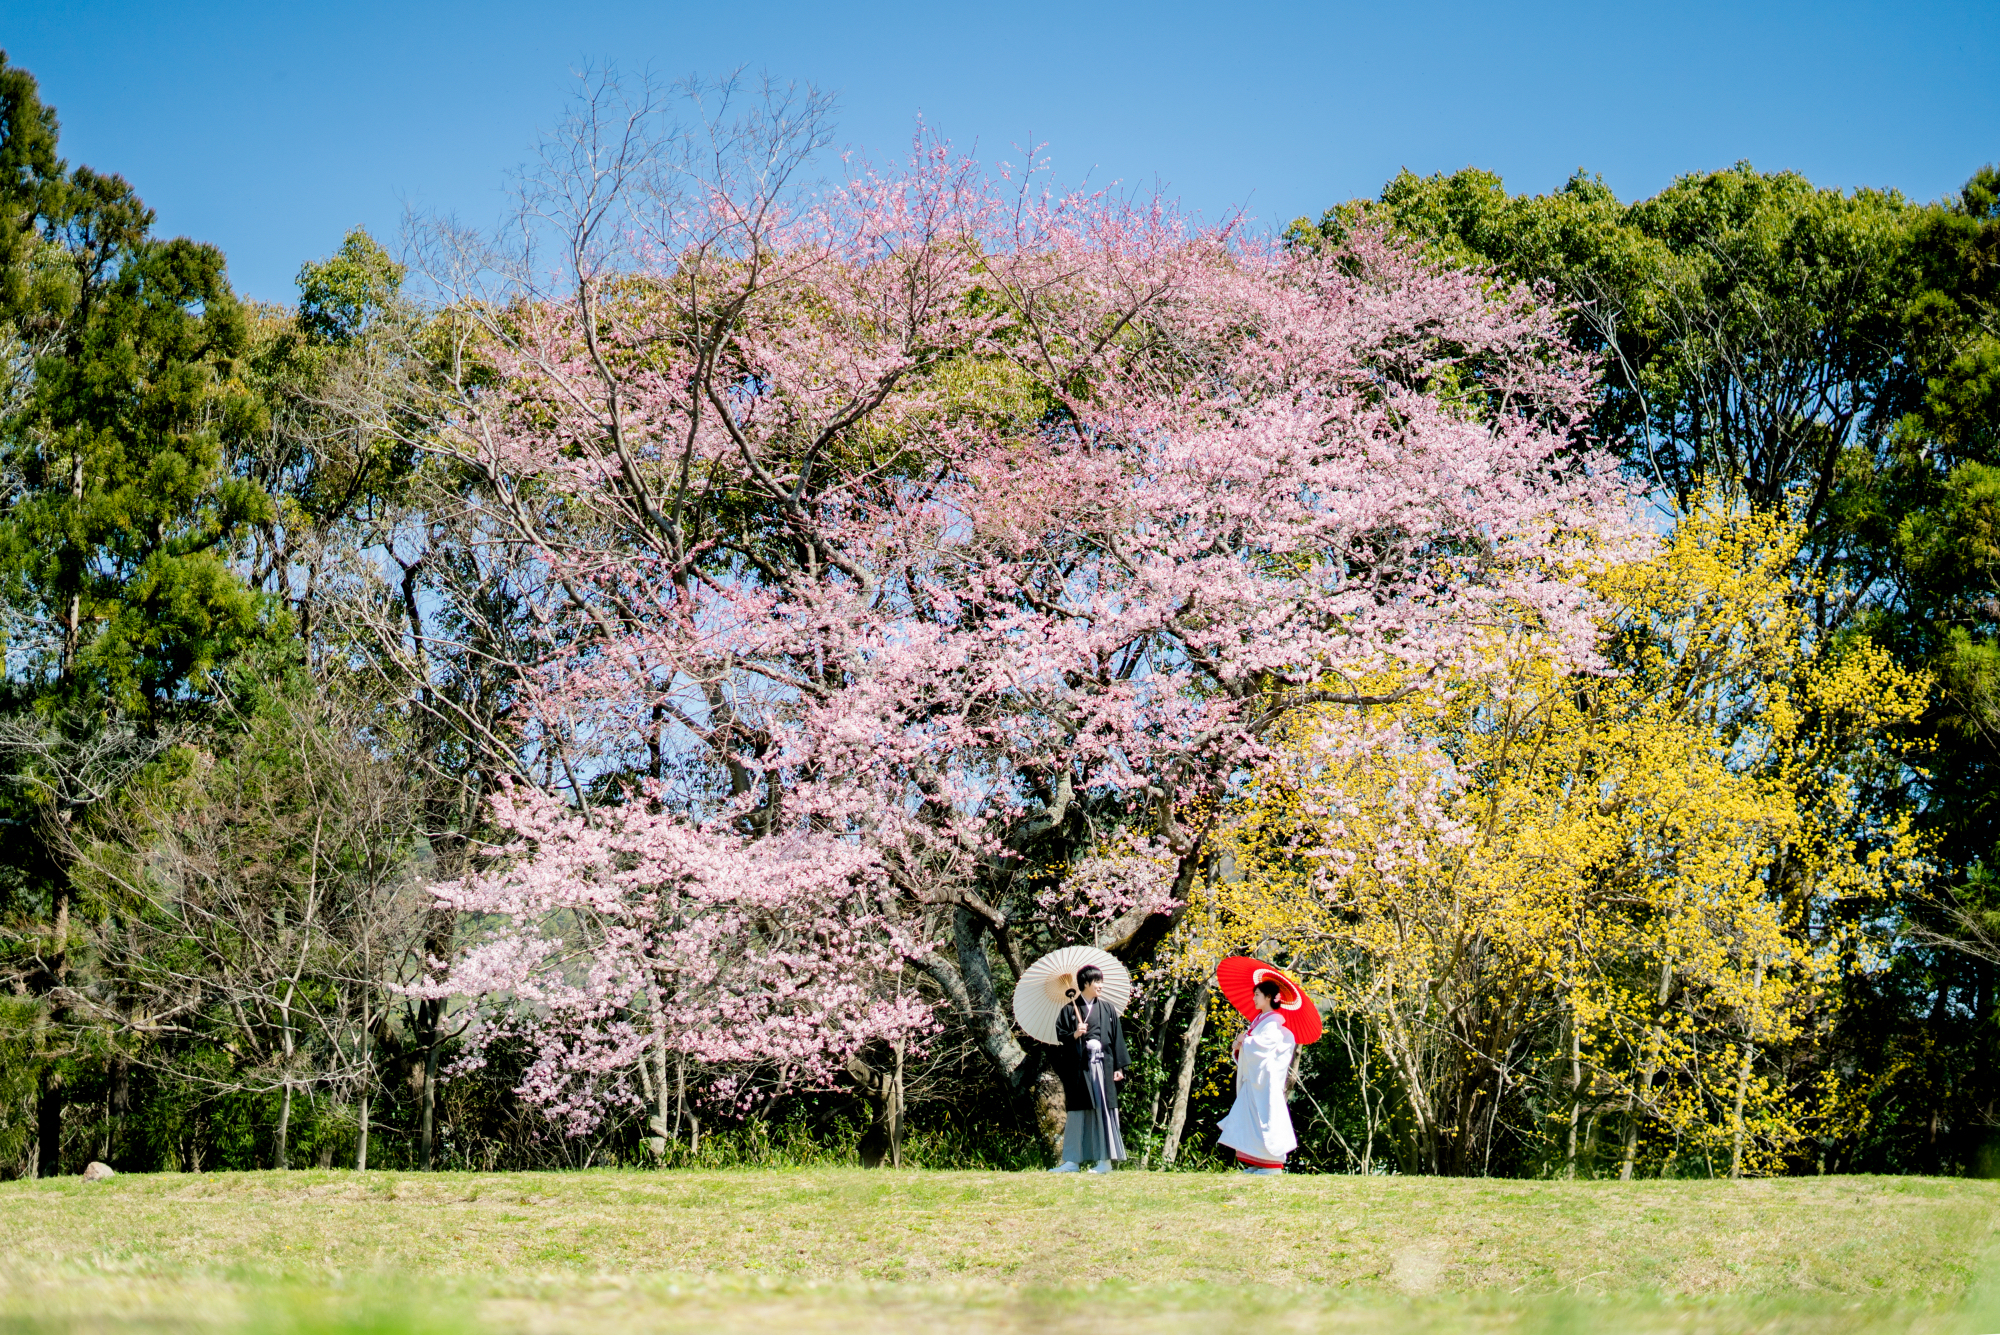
[
  {"x1": 926, "y1": 908, "x2": 1031, "y2": 1086},
  {"x1": 851, "y1": 1043, "x2": 907, "y2": 1169},
  {"x1": 1727, "y1": 1043, "x2": 1755, "y2": 1180},
  {"x1": 889, "y1": 1037, "x2": 905, "y2": 1168},
  {"x1": 417, "y1": 996, "x2": 444, "y2": 1169},
  {"x1": 1143, "y1": 989, "x2": 1180, "y2": 1158},
  {"x1": 1728, "y1": 959, "x2": 1765, "y2": 1180},
  {"x1": 1565, "y1": 1021, "x2": 1583, "y2": 1179},
  {"x1": 1160, "y1": 983, "x2": 1212, "y2": 1167},
  {"x1": 275, "y1": 1081, "x2": 293, "y2": 1169},
  {"x1": 1620, "y1": 962, "x2": 1672, "y2": 1181},
  {"x1": 33, "y1": 1067, "x2": 63, "y2": 1178},
  {"x1": 421, "y1": 1038, "x2": 443, "y2": 1170},
  {"x1": 356, "y1": 994, "x2": 371, "y2": 1172}
]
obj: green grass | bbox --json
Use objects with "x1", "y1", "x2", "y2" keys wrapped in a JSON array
[{"x1": 0, "y1": 1169, "x2": 1995, "y2": 1332}]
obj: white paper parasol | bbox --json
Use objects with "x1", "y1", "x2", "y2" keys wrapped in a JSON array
[{"x1": 1012, "y1": 945, "x2": 1132, "y2": 1044}]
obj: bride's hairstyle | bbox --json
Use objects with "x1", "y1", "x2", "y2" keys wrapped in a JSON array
[{"x1": 1255, "y1": 979, "x2": 1283, "y2": 1008}]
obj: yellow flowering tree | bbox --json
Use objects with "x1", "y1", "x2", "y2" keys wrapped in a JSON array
[{"x1": 1176, "y1": 504, "x2": 1926, "y2": 1176}]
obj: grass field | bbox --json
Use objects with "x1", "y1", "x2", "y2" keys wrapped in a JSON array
[{"x1": 0, "y1": 1169, "x2": 1995, "y2": 1333}]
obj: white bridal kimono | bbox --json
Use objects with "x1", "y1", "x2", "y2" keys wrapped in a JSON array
[{"x1": 1217, "y1": 1009, "x2": 1298, "y2": 1163}]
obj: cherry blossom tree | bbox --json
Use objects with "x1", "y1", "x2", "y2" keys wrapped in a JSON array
[
  {"x1": 394, "y1": 72, "x2": 1642, "y2": 1142},
  {"x1": 430, "y1": 781, "x2": 932, "y2": 1147}
]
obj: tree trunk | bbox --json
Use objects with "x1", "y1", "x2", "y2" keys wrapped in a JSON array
[
  {"x1": 1160, "y1": 983, "x2": 1212, "y2": 1167},
  {"x1": 275, "y1": 1081, "x2": 293, "y2": 1169},
  {"x1": 1728, "y1": 960, "x2": 1765, "y2": 1181},
  {"x1": 1032, "y1": 1068, "x2": 1065, "y2": 1155},
  {"x1": 951, "y1": 907, "x2": 1029, "y2": 1081},
  {"x1": 355, "y1": 983, "x2": 374, "y2": 1171},
  {"x1": 1143, "y1": 989, "x2": 1180, "y2": 1160},
  {"x1": 889, "y1": 1037, "x2": 905, "y2": 1168},
  {"x1": 31, "y1": 870, "x2": 73, "y2": 1181},
  {"x1": 417, "y1": 995, "x2": 444, "y2": 1170},
  {"x1": 852, "y1": 1045, "x2": 908, "y2": 1169},
  {"x1": 1564, "y1": 1021, "x2": 1583, "y2": 1179},
  {"x1": 420, "y1": 1041, "x2": 441, "y2": 1170},
  {"x1": 1727, "y1": 1043, "x2": 1754, "y2": 1180},
  {"x1": 33, "y1": 1067, "x2": 63, "y2": 1179},
  {"x1": 1356, "y1": 1022, "x2": 1377, "y2": 1174},
  {"x1": 1618, "y1": 1089, "x2": 1638, "y2": 1181},
  {"x1": 413, "y1": 899, "x2": 456, "y2": 1170},
  {"x1": 108, "y1": 1056, "x2": 129, "y2": 1165},
  {"x1": 1621, "y1": 962, "x2": 1672, "y2": 1181}
]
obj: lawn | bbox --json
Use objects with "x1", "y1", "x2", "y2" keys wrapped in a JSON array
[{"x1": 0, "y1": 1169, "x2": 1994, "y2": 1333}]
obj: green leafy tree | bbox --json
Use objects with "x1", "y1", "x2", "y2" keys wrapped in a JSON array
[
  {"x1": 1296, "y1": 161, "x2": 2000, "y2": 1172},
  {"x1": 0, "y1": 52, "x2": 280, "y2": 1176},
  {"x1": 1295, "y1": 165, "x2": 1919, "y2": 570}
]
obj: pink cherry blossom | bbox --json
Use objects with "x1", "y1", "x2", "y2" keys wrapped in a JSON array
[{"x1": 417, "y1": 122, "x2": 1647, "y2": 1130}]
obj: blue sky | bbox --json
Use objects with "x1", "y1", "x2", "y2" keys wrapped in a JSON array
[{"x1": 7, "y1": 0, "x2": 1995, "y2": 303}]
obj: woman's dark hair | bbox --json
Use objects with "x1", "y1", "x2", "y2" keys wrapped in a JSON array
[
  {"x1": 1076, "y1": 964, "x2": 1105, "y2": 990},
  {"x1": 1255, "y1": 979, "x2": 1283, "y2": 1006}
]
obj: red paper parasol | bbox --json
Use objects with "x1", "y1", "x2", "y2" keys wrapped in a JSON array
[{"x1": 1216, "y1": 956, "x2": 1323, "y2": 1045}]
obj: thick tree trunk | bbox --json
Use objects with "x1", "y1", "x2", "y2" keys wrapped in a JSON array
[
  {"x1": 951, "y1": 907, "x2": 1029, "y2": 1080},
  {"x1": 852, "y1": 1043, "x2": 907, "y2": 1169},
  {"x1": 33, "y1": 1067, "x2": 63, "y2": 1178},
  {"x1": 1160, "y1": 984, "x2": 1211, "y2": 1167},
  {"x1": 1032, "y1": 1068, "x2": 1065, "y2": 1156},
  {"x1": 420, "y1": 1041, "x2": 441, "y2": 1170},
  {"x1": 416, "y1": 995, "x2": 444, "y2": 1170},
  {"x1": 922, "y1": 908, "x2": 1067, "y2": 1154}
]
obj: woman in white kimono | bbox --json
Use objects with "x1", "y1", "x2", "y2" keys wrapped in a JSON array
[{"x1": 1216, "y1": 978, "x2": 1297, "y2": 1173}]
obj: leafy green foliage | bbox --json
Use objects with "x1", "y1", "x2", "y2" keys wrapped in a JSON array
[
  {"x1": 1298, "y1": 163, "x2": 1920, "y2": 537},
  {"x1": 0, "y1": 62, "x2": 278, "y2": 726},
  {"x1": 1298, "y1": 159, "x2": 2000, "y2": 1174}
]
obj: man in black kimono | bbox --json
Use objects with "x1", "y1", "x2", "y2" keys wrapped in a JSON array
[{"x1": 1046, "y1": 964, "x2": 1129, "y2": 1173}]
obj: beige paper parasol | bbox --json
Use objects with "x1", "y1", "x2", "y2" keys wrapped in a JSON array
[{"x1": 1012, "y1": 945, "x2": 1132, "y2": 1044}]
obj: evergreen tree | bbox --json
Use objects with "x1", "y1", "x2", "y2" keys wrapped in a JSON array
[
  {"x1": 1298, "y1": 161, "x2": 2000, "y2": 1172},
  {"x1": 0, "y1": 52, "x2": 277, "y2": 1176}
]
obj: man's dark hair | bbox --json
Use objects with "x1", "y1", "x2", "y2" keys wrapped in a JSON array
[{"x1": 1077, "y1": 964, "x2": 1105, "y2": 990}]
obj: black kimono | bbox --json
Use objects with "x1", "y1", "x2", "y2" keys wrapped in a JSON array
[{"x1": 1053, "y1": 996, "x2": 1129, "y2": 1163}]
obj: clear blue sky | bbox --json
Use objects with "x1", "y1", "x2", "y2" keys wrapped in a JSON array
[{"x1": 6, "y1": 0, "x2": 1995, "y2": 303}]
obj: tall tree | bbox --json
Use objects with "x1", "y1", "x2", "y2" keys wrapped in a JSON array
[
  {"x1": 1827, "y1": 166, "x2": 2000, "y2": 1171},
  {"x1": 400, "y1": 74, "x2": 1639, "y2": 1151},
  {"x1": 1300, "y1": 161, "x2": 2000, "y2": 1172},
  {"x1": 1295, "y1": 164, "x2": 1917, "y2": 585},
  {"x1": 0, "y1": 52, "x2": 276, "y2": 1176}
]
